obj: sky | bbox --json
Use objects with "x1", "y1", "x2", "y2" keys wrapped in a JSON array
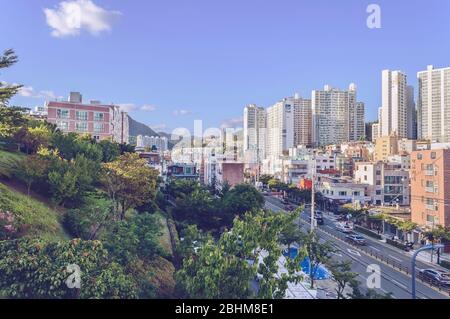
[{"x1": 1, "y1": 0, "x2": 450, "y2": 133}]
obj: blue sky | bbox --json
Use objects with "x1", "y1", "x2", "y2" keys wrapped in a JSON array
[{"x1": 1, "y1": 0, "x2": 450, "y2": 133}]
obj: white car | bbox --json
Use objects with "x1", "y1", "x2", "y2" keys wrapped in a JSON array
[{"x1": 335, "y1": 222, "x2": 353, "y2": 233}]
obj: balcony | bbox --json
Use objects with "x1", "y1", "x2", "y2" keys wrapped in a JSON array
[
  {"x1": 425, "y1": 203, "x2": 438, "y2": 211},
  {"x1": 425, "y1": 170, "x2": 436, "y2": 176}
]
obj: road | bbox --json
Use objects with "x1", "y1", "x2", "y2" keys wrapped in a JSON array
[{"x1": 264, "y1": 196, "x2": 449, "y2": 299}]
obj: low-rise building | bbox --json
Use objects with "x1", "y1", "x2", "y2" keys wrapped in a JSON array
[{"x1": 411, "y1": 149, "x2": 450, "y2": 228}]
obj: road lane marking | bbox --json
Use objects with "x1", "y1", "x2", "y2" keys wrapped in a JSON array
[
  {"x1": 347, "y1": 249, "x2": 361, "y2": 257},
  {"x1": 388, "y1": 255, "x2": 403, "y2": 263},
  {"x1": 370, "y1": 246, "x2": 381, "y2": 252},
  {"x1": 391, "y1": 279, "x2": 408, "y2": 290}
]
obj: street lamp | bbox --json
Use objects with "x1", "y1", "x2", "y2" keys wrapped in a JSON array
[{"x1": 411, "y1": 244, "x2": 444, "y2": 299}]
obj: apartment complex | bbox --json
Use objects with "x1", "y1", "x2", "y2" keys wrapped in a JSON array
[
  {"x1": 136, "y1": 135, "x2": 168, "y2": 152},
  {"x1": 374, "y1": 133, "x2": 399, "y2": 162},
  {"x1": 312, "y1": 84, "x2": 365, "y2": 146},
  {"x1": 243, "y1": 104, "x2": 266, "y2": 163},
  {"x1": 417, "y1": 65, "x2": 450, "y2": 143},
  {"x1": 380, "y1": 70, "x2": 415, "y2": 139},
  {"x1": 411, "y1": 149, "x2": 450, "y2": 227},
  {"x1": 266, "y1": 99, "x2": 295, "y2": 159},
  {"x1": 46, "y1": 92, "x2": 129, "y2": 144}
]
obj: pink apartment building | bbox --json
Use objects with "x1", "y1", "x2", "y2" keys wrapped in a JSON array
[{"x1": 46, "y1": 92, "x2": 129, "y2": 144}]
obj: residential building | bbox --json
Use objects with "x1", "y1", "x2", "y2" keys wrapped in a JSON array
[
  {"x1": 215, "y1": 162, "x2": 244, "y2": 189},
  {"x1": 136, "y1": 135, "x2": 168, "y2": 153},
  {"x1": 312, "y1": 84, "x2": 364, "y2": 146},
  {"x1": 417, "y1": 65, "x2": 450, "y2": 143},
  {"x1": 292, "y1": 94, "x2": 313, "y2": 147},
  {"x1": 266, "y1": 99, "x2": 295, "y2": 159},
  {"x1": 380, "y1": 70, "x2": 415, "y2": 139},
  {"x1": 317, "y1": 175, "x2": 372, "y2": 206},
  {"x1": 354, "y1": 161, "x2": 410, "y2": 206},
  {"x1": 374, "y1": 133, "x2": 399, "y2": 162},
  {"x1": 411, "y1": 149, "x2": 450, "y2": 227},
  {"x1": 167, "y1": 163, "x2": 199, "y2": 180},
  {"x1": 46, "y1": 92, "x2": 129, "y2": 143},
  {"x1": 243, "y1": 104, "x2": 266, "y2": 163}
]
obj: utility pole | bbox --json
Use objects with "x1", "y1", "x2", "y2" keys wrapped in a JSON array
[{"x1": 310, "y1": 155, "x2": 316, "y2": 232}]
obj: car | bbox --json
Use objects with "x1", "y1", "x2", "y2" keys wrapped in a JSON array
[
  {"x1": 285, "y1": 204, "x2": 296, "y2": 212},
  {"x1": 345, "y1": 234, "x2": 366, "y2": 245},
  {"x1": 336, "y1": 222, "x2": 353, "y2": 233},
  {"x1": 419, "y1": 269, "x2": 450, "y2": 286},
  {"x1": 305, "y1": 212, "x2": 324, "y2": 225}
]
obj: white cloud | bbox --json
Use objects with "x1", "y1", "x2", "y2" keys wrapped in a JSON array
[
  {"x1": 172, "y1": 109, "x2": 192, "y2": 116},
  {"x1": 117, "y1": 103, "x2": 137, "y2": 112},
  {"x1": 140, "y1": 105, "x2": 157, "y2": 112},
  {"x1": 18, "y1": 85, "x2": 61, "y2": 100},
  {"x1": 118, "y1": 103, "x2": 158, "y2": 113},
  {"x1": 220, "y1": 117, "x2": 243, "y2": 129},
  {"x1": 44, "y1": 0, "x2": 121, "y2": 38}
]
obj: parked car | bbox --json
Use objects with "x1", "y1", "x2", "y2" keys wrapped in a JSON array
[
  {"x1": 419, "y1": 269, "x2": 450, "y2": 286},
  {"x1": 336, "y1": 222, "x2": 353, "y2": 233},
  {"x1": 345, "y1": 234, "x2": 366, "y2": 245}
]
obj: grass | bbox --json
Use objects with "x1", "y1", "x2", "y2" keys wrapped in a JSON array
[
  {"x1": 0, "y1": 182, "x2": 68, "y2": 241},
  {"x1": 0, "y1": 149, "x2": 24, "y2": 178},
  {"x1": 155, "y1": 211, "x2": 173, "y2": 257}
]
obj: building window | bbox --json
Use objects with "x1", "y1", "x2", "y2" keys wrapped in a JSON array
[
  {"x1": 94, "y1": 112, "x2": 104, "y2": 122},
  {"x1": 417, "y1": 153, "x2": 423, "y2": 160},
  {"x1": 57, "y1": 109, "x2": 69, "y2": 119},
  {"x1": 57, "y1": 121, "x2": 69, "y2": 131},
  {"x1": 94, "y1": 123, "x2": 104, "y2": 133},
  {"x1": 431, "y1": 152, "x2": 436, "y2": 159},
  {"x1": 76, "y1": 122, "x2": 88, "y2": 132},
  {"x1": 76, "y1": 111, "x2": 88, "y2": 121}
]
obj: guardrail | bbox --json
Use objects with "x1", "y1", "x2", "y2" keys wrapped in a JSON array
[{"x1": 315, "y1": 222, "x2": 450, "y2": 296}]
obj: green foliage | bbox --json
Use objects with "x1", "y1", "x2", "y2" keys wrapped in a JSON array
[
  {"x1": 0, "y1": 238, "x2": 138, "y2": 299},
  {"x1": 300, "y1": 231, "x2": 335, "y2": 289},
  {"x1": 176, "y1": 210, "x2": 305, "y2": 299},
  {"x1": 0, "y1": 149, "x2": 24, "y2": 178},
  {"x1": 349, "y1": 281, "x2": 393, "y2": 299},
  {"x1": 101, "y1": 153, "x2": 159, "y2": 219},
  {"x1": 328, "y1": 261, "x2": 359, "y2": 299},
  {"x1": 221, "y1": 184, "x2": 265, "y2": 226},
  {"x1": 259, "y1": 174, "x2": 273, "y2": 186},
  {"x1": 64, "y1": 194, "x2": 114, "y2": 240},
  {"x1": 0, "y1": 49, "x2": 22, "y2": 107},
  {"x1": 14, "y1": 155, "x2": 49, "y2": 195},
  {"x1": 102, "y1": 212, "x2": 162, "y2": 265}
]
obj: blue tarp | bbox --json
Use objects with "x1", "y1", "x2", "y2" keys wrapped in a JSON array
[{"x1": 283, "y1": 247, "x2": 331, "y2": 280}]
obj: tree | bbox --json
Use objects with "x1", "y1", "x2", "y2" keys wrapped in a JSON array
[
  {"x1": 221, "y1": 184, "x2": 265, "y2": 226},
  {"x1": 0, "y1": 238, "x2": 138, "y2": 299},
  {"x1": 64, "y1": 194, "x2": 115, "y2": 240},
  {"x1": 259, "y1": 174, "x2": 273, "y2": 186},
  {"x1": 349, "y1": 281, "x2": 393, "y2": 299},
  {"x1": 98, "y1": 139, "x2": 120, "y2": 162},
  {"x1": 101, "y1": 153, "x2": 159, "y2": 219},
  {"x1": 300, "y1": 231, "x2": 334, "y2": 289},
  {"x1": 102, "y1": 212, "x2": 162, "y2": 264},
  {"x1": 20, "y1": 124, "x2": 52, "y2": 154},
  {"x1": 15, "y1": 155, "x2": 49, "y2": 195},
  {"x1": 0, "y1": 49, "x2": 22, "y2": 106},
  {"x1": 176, "y1": 210, "x2": 305, "y2": 299},
  {"x1": 328, "y1": 261, "x2": 358, "y2": 299}
]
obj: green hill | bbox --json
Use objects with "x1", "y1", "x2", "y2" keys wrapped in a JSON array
[{"x1": 0, "y1": 182, "x2": 68, "y2": 241}]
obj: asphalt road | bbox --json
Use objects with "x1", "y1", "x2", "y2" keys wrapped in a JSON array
[{"x1": 264, "y1": 196, "x2": 450, "y2": 299}]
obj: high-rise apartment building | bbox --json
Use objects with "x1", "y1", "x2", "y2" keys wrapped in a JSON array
[
  {"x1": 291, "y1": 94, "x2": 312, "y2": 147},
  {"x1": 243, "y1": 104, "x2": 266, "y2": 163},
  {"x1": 312, "y1": 84, "x2": 364, "y2": 146},
  {"x1": 380, "y1": 70, "x2": 415, "y2": 139},
  {"x1": 417, "y1": 65, "x2": 450, "y2": 143},
  {"x1": 266, "y1": 100, "x2": 295, "y2": 159},
  {"x1": 371, "y1": 123, "x2": 380, "y2": 142}
]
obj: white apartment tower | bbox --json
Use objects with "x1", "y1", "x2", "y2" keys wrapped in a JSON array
[
  {"x1": 380, "y1": 70, "x2": 415, "y2": 139},
  {"x1": 417, "y1": 65, "x2": 450, "y2": 143},
  {"x1": 266, "y1": 100, "x2": 295, "y2": 159},
  {"x1": 312, "y1": 84, "x2": 363, "y2": 146},
  {"x1": 243, "y1": 104, "x2": 266, "y2": 163}
]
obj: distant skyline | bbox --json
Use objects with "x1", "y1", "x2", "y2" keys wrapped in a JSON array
[{"x1": 1, "y1": 0, "x2": 450, "y2": 133}]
